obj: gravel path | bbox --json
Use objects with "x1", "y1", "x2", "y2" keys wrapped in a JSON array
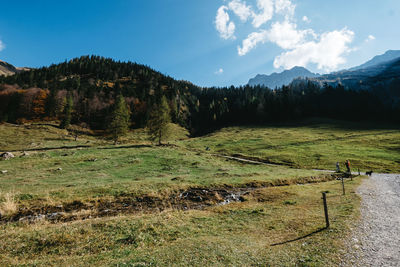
[{"x1": 343, "y1": 173, "x2": 400, "y2": 266}]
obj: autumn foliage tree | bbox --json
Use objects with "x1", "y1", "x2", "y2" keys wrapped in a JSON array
[{"x1": 32, "y1": 90, "x2": 48, "y2": 119}]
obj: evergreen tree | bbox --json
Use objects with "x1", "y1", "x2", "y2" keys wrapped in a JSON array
[
  {"x1": 147, "y1": 96, "x2": 171, "y2": 145},
  {"x1": 45, "y1": 89, "x2": 58, "y2": 118},
  {"x1": 109, "y1": 94, "x2": 130, "y2": 144},
  {"x1": 60, "y1": 94, "x2": 73, "y2": 129}
]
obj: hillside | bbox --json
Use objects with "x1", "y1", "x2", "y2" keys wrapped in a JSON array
[
  {"x1": 0, "y1": 60, "x2": 29, "y2": 76},
  {"x1": 0, "y1": 55, "x2": 398, "y2": 136},
  {"x1": 350, "y1": 50, "x2": 400, "y2": 71},
  {"x1": 302, "y1": 56, "x2": 400, "y2": 104},
  {"x1": 0, "y1": 56, "x2": 203, "y2": 131},
  {"x1": 0, "y1": 60, "x2": 18, "y2": 76}
]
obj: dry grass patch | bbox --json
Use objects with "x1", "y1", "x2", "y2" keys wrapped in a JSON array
[{"x1": 0, "y1": 192, "x2": 18, "y2": 217}]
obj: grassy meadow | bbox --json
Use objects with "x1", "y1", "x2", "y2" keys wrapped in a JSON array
[
  {"x1": 183, "y1": 119, "x2": 400, "y2": 173},
  {"x1": 0, "y1": 119, "x2": 398, "y2": 266}
]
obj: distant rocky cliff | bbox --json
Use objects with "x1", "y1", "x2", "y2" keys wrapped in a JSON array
[{"x1": 248, "y1": 66, "x2": 318, "y2": 88}]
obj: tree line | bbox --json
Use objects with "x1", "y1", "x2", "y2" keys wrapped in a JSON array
[{"x1": 0, "y1": 55, "x2": 399, "y2": 140}]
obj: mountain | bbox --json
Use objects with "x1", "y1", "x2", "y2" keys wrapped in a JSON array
[
  {"x1": 248, "y1": 66, "x2": 319, "y2": 88},
  {"x1": 0, "y1": 60, "x2": 18, "y2": 76},
  {"x1": 350, "y1": 50, "x2": 400, "y2": 71},
  {"x1": 299, "y1": 50, "x2": 400, "y2": 92},
  {"x1": 0, "y1": 60, "x2": 30, "y2": 76}
]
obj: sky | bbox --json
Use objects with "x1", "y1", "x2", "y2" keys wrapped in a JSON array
[{"x1": 0, "y1": 0, "x2": 399, "y2": 87}]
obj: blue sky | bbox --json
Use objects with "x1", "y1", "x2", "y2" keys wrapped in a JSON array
[{"x1": 0, "y1": 0, "x2": 399, "y2": 87}]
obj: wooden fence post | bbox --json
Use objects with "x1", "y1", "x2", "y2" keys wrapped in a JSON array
[
  {"x1": 341, "y1": 177, "x2": 345, "y2": 195},
  {"x1": 322, "y1": 192, "x2": 330, "y2": 228}
]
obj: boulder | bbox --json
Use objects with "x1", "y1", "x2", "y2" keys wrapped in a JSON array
[{"x1": 1, "y1": 152, "x2": 15, "y2": 160}]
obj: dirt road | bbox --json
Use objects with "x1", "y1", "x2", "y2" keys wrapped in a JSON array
[{"x1": 344, "y1": 173, "x2": 400, "y2": 266}]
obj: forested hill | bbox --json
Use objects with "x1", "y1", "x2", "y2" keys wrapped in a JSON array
[
  {"x1": 0, "y1": 56, "x2": 203, "y2": 131},
  {"x1": 0, "y1": 55, "x2": 398, "y2": 135}
]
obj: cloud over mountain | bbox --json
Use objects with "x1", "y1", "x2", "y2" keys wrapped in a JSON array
[{"x1": 215, "y1": 0, "x2": 360, "y2": 72}]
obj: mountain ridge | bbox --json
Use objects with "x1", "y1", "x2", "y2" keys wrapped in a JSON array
[
  {"x1": 349, "y1": 50, "x2": 400, "y2": 71},
  {"x1": 248, "y1": 66, "x2": 318, "y2": 88},
  {"x1": 249, "y1": 50, "x2": 400, "y2": 91},
  {"x1": 0, "y1": 60, "x2": 30, "y2": 76}
]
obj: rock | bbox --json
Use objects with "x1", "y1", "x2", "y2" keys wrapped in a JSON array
[
  {"x1": 1, "y1": 152, "x2": 15, "y2": 160},
  {"x1": 19, "y1": 214, "x2": 46, "y2": 223},
  {"x1": 1, "y1": 170, "x2": 8, "y2": 174},
  {"x1": 57, "y1": 167, "x2": 63, "y2": 171},
  {"x1": 46, "y1": 212, "x2": 66, "y2": 221},
  {"x1": 20, "y1": 151, "x2": 29, "y2": 157}
]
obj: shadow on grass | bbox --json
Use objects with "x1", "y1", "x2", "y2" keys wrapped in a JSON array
[
  {"x1": 270, "y1": 227, "x2": 327, "y2": 246},
  {"x1": 100, "y1": 144, "x2": 152, "y2": 150},
  {"x1": 8, "y1": 145, "x2": 92, "y2": 152}
]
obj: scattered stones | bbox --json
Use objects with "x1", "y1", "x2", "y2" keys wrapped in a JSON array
[
  {"x1": 19, "y1": 214, "x2": 46, "y2": 223},
  {"x1": 0, "y1": 152, "x2": 15, "y2": 160},
  {"x1": 46, "y1": 212, "x2": 66, "y2": 221}
]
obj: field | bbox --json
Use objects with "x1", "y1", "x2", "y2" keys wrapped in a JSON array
[
  {"x1": 184, "y1": 119, "x2": 400, "y2": 173},
  {"x1": 0, "y1": 119, "x2": 398, "y2": 266}
]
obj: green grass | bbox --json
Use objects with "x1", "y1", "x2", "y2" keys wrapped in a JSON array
[
  {"x1": 182, "y1": 119, "x2": 400, "y2": 173},
  {"x1": 0, "y1": 178, "x2": 361, "y2": 266},
  {"x1": 0, "y1": 123, "x2": 318, "y2": 205},
  {"x1": 0, "y1": 139, "x2": 317, "y2": 204},
  {"x1": 0, "y1": 119, "x2": 396, "y2": 266}
]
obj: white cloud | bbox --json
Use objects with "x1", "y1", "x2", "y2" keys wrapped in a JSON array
[
  {"x1": 252, "y1": 0, "x2": 274, "y2": 28},
  {"x1": 0, "y1": 40, "x2": 5, "y2": 51},
  {"x1": 302, "y1": 16, "x2": 310, "y2": 23},
  {"x1": 365, "y1": 34, "x2": 375, "y2": 42},
  {"x1": 238, "y1": 30, "x2": 268, "y2": 56},
  {"x1": 273, "y1": 28, "x2": 354, "y2": 71},
  {"x1": 228, "y1": 0, "x2": 253, "y2": 22},
  {"x1": 215, "y1": 68, "x2": 224, "y2": 75},
  {"x1": 215, "y1": 0, "x2": 355, "y2": 72},
  {"x1": 215, "y1": 6, "x2": 236, "y2": 39},
  {"x1": 275, "y1": 0, "x2": 295, "y2": 18},
  {"x1": 266, "y1": 20, "x2": 314, "y2": 50}
]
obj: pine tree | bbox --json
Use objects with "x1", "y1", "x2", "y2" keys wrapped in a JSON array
[
  {"x1": 60, "y1": 94, "x2": 73, "y2": 129},
  {"x1": 147, "y1": 96, "x2": 171, "y2": 145},
  {"x1": 109, "y1": 94, "x2": 130, "y2": 144}
]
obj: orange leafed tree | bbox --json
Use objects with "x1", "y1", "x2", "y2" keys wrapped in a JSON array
[{"x1": 32, "y1": 89, "x2": 49, "y2": 119}]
